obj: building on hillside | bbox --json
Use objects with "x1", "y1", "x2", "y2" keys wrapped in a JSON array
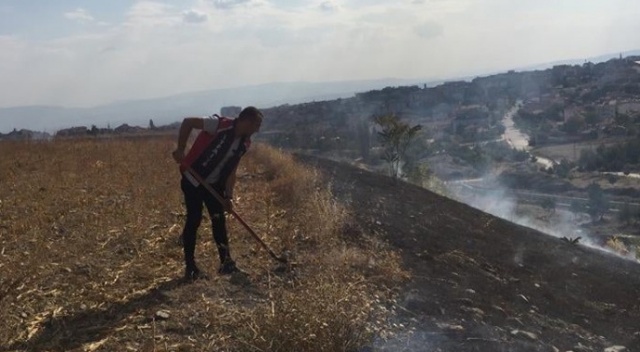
[
  {"x1": 605, "y1": 125, "x2": 627, "y2": 137},
  {"x1": 55, "y1": 126, "x2": 88, "y2": 137},
  {"x1": 113, "y1": 124, "x2": 145, "y2": 134},
  {"x1": 435, "y1": 81, "x2": 467, "y2": 103},
  {"x1": 0, "y1": 129, "x2": 50, "y2": 141},
  {"x1": 618, "y1": 101, "x2": 640, "y2": 115},
  {"x1": 562, "y1": 106, "x2": 581, "y2": 122}
]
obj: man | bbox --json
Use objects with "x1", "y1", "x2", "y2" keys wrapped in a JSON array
[{"x1": 172, "y1": 106, "x2": 263, "y2": 280}]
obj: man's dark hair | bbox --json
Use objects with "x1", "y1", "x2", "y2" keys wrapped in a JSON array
[{"x1": 238, "y1": 106, "x2": 263, "y2": 121}]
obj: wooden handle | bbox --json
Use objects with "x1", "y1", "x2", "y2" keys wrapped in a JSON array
[{"x1": 185, "y1": 167, "x2": 286, "y2": 263}]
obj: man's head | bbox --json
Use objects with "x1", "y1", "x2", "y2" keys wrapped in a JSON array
[{"x1": 236, "y1": 106, "x2": 263, "y2": 136}]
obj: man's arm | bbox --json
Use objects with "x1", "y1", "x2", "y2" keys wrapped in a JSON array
[{"x1": 172, "y1": 117, "x2": 205, "y2": 163}]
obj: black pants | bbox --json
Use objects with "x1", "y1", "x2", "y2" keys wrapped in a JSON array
[{"x1": 180, "y1": 176, "x2": 230, "y2": 270}]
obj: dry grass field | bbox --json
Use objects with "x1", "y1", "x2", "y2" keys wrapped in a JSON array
[{"x1": 0, "y1": 137, "x2": 407, "y2": 351}]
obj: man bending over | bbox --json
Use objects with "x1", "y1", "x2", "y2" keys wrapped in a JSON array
[{"x1": 172, "y1": 107, "x2": 263, "y2": 280}]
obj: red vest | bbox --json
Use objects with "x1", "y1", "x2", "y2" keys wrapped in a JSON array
[{"x1": 180, "y1": 116, "x2": 251, "y2": 185}]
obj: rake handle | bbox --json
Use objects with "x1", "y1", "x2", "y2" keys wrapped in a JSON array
[{"x1": 185, "y1": 167, "x2": 286, "y2": 263}]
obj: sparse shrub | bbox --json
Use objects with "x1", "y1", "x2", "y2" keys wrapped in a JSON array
[
  {"x1": 235, "y1": 276, "x2": 378, "y2": 352},
  {"x1": 606, "y1": 236, "x2": 630, "y2": 256},
  {"x1": 238, "y1": 143, "x2": 408, "y2": 350},
  {"x1": 561, "y1": 236, "x2": 581, "y2": 245}
]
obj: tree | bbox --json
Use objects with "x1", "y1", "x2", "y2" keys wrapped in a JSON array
[
  {"x1": 569, "y1": 199, "x2": 585, "y2": 221},
  {"x1": 617, "y1": 202, "x2": 635, "y2": 225},
  {"x1": 584, "y1": 111, "x2": 600, "y2": 127},
  {"x1": 554, "y1": 159, "x2": 573, "y2": 178},
  {"x1": 540, "y1": 197, "x2": 556, "y2": 215},
  {"x1": 586, "y1": 183, "x2": 609, "y2": 222},
  {"x1": 356, "y1": 120, "x2": 371, "y2": 160},
  {"x1": 373, "y1": 114, "x2": 422, "y2": 178},
  {"x1": 149, "y1": 119, "x2": 156, "y2": 130},
  {"x1": 615, "y1": 113, "x2": 630, "y2": 126},
  {"x1": 561, "y1": 116, "x2": 585, "y2": 135}
]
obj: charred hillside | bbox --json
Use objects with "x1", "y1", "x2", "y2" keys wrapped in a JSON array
[{"x1": 298, "y1": 155, "x2": 640, "y2": 352}]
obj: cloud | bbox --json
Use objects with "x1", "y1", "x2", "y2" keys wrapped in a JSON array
[
  {"x1": 319, "y1": 0, "x2": 340, "y2": 12},
  {"x1": 414, "y1": 21, "x2": 443, "y2": 39},
  {"x1": 64, "y1": 8, "x2": 95, "y2": 23},
  {"x1": 0, "y1": 35, "x2": 26, "y2": 65},
  {"x1": 410, "y1": 0, "x2": 474, "y2": 14},
  {"x1": 183, "y1": 9, "x2": 208, "y2": 23},
  {"x1": 211, "y1": 0, "x2": 259, "y2": 10},
  {"x1": 124, "y1": 2, "x2": 181, "y2": 27},
  {"x1": 100, "y1": 46, "x2": 117, "y2": 53},
  {"x1": 2, "y1": 0, "x2": 639, "y2": 111}
]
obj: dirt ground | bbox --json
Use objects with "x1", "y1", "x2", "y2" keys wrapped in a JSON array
[
  {"x1": 298, "y1": 155, "x2": 640, "y2": 352},
  {"x1": 0, "y1": 140, "x2": 406, "y2": 352},
  {"x1": 3, "y1": 138, "x2": 639, "y2": 352}
]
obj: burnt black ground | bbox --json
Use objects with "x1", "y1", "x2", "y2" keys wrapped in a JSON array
[{"x1": 298, "y1": 155, "x2": 640, "y2": 352}]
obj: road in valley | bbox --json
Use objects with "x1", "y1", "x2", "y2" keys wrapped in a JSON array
[{"x1": 448, "y1": 103, "x2": 640, "y2": 213}]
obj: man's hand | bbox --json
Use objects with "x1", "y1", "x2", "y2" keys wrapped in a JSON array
[
  {"x1": 172, "y1": 149, "x2": 185, "y2": 164},
  {"x1": 223, "y1": 198, "x2": 233, "y2": 213}
]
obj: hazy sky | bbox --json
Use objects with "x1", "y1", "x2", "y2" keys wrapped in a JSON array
[{"x1": 0, "y1": 0, "x2": 638, "y2": 108}]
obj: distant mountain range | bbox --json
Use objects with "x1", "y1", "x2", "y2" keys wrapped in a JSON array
[
  {"x1": 512, "y1": 49, "x2": 640, "y2": 72},
  {"x1": 1, "y1": 49, "x2": 639, "y2": 134},
  {"x1": 0, "y1": 78, "x2": 434, "y2": 133}
]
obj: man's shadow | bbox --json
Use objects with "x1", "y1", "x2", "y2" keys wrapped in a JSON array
[{"x1": 2, "y1": 278, "x2": 185, "y2": 352}]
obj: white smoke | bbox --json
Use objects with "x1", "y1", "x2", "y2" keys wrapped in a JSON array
[{"x1": 446, "y1": 177, "x2": 639, "y2": 263}]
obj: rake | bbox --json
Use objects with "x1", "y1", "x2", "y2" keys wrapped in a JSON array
[{"x1": 186, "y1": 167, "x2": 289, "y2": 264}]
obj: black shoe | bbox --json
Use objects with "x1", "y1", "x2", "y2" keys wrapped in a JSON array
[
  {"x1": 184, "y1": 266, "x2": 208, "y2": 281},
  {"x1": 218, "y1": 259, "x2": 239, "y2": 275}
]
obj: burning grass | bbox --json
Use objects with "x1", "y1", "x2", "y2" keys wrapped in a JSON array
[{"x1": 0, "y1": 138, "x2": 407, "y2": 351}]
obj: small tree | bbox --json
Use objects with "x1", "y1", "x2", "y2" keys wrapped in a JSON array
[
  {"x1": 149, "y1": 119, "x2": 156, "y2": 130},
  {"x1": 570, "y1": 200, "x2": 585, "y2": 221},
  {"x1": 540, "y1": 198, "x2": 556, "y2": 215},
  {"x1": 618, "y1": 202, "x2": 635, "y2": 225},
  {"x1": 373, "y1": 114, "x2": 422, "y2": 178},
  {"x1": 562, "y1": 116, "x2": 585, "y2": 135},
  {"x1": 554, "y1": 159, "x2": 573, "y2": 178},
  {"x1": 356, "y1": 120, "x2": 370, "y2": 160},
  {"x1": 584, "y1": 111, "x2": 600, "y2": 127},
  {"x1": 587, "y1": 183, "x2": 609, "y2": 222}
]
